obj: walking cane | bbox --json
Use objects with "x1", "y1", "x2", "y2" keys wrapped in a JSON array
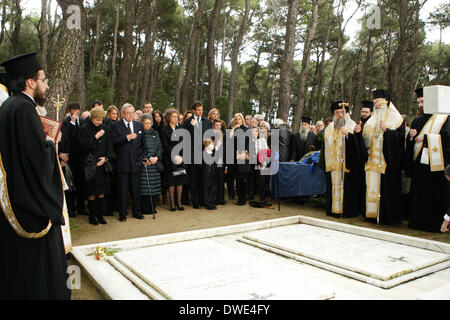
[{"x1": 144, "y1": 164, "x2": 156, "y2": 220}]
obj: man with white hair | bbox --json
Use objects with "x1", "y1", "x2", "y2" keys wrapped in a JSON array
[
  {"x1": 319, "y1": 101, "x2": 367, "y2": 218},
  {"x1": 110, "y1": 103, "x2": 146, "y2": 221},
  {"x1": 254, "y1": 114, "x2": 264, "y2": 127},
  {"x1": 362, "y1": 89, "x2": 405, "y2": 225},
  {"x1": 272, "y1": 118, "x2": 292, "y2": 162},
  {"x1": 290, "y1": 116, "x2": 319, "y2": 161}
]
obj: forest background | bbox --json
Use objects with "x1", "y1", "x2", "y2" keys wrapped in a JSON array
[{"x1": 0, "y1": 0, "x2": 448, "y2": 132}]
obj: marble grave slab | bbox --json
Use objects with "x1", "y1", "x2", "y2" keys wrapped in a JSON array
[
  {"x1": 111, "y1": 237, "x2": 336, "y2": 300},
  {"x1": 242, "y1": 224, "x2": 450, "y2": 283}
]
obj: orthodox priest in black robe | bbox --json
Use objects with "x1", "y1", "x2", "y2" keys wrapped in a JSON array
[
  {"x1": 407, "y1": 87, "x2": 450, "y2": 232},
  {"x1": 319, "y1": 101, "x2": 367, "y2": 218},
  {"x1": 290, "y1": 116, "x2": 320, "y2": 161},
  {"x1": 360, "y1": 100, "x2": 373, "y2": 130},
  {"x1": 362, "y1": 89, "x2": 405, "y2": 225},
  {"x1": 0, "y1": 53, "x2": 70, "y2": 299}
]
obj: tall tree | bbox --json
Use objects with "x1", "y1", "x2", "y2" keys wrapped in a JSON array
[
  {"x1": 227, "y1": 0, "x2": 250, "y2": 123},
  {"x1": 277, "y1": 0, "x2": 298, "y2": 122},
  {"x1": 116, "y1": 0, "x2": 136, "y2": 106},
  {"x1": 44, "y1": 0, "x2": 87, "y2": 120},
  {"x1": 110, "y1": 0, "x2": 120, "y2": 98},
  {"x1": 206, "y1": 0, "x2": 222, "y2": 110},
  {"x1": 39, "y1": 0, "x2": 49, "y2": 71},
  {"x1": 292, "y1": 0, "x2": 319, "y2": 133}
]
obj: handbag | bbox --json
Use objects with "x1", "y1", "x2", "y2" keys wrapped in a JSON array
[
  {"x1": 172, "y1": 167, "x2": 186, "y2": 177},
  {"x1": 104, "y1": 159, "x2": 114, "y2": 175}
]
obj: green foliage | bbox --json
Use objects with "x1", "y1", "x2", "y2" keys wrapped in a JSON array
[{"x1": 151, "y1": 89, "x2": 173, "y2": 112}]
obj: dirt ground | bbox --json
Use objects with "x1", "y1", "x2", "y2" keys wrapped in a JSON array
[{"x1": 68, "y1": 196, "x2": 450, "y2": 300}]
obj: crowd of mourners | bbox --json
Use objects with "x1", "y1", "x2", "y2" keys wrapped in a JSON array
[{"x1": 58, "y1": 93, "x2": 449, "y2": 234}]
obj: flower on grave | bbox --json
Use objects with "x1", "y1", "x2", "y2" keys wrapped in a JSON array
[
  {"x1": 94, "y1": 246, "x2": 108, "y2": 261},
  {"x1": 92, "y1": 246, "x2": 122, "y2": 261}
]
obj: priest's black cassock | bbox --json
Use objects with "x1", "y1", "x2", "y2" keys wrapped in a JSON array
[
  {"x1": 290, "y1": 131, "x2": 319, "y2": 161},
  {"x1": 0, "y1": 92, "x2": 70, "y2": 299},
  {"x1": 406, "y1": 114, "x2": 450, "y2": 232}
]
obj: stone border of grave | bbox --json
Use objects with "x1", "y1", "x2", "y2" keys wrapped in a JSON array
[{"x1": 71, "y1": 215, "x2": 450, "y2": 300}]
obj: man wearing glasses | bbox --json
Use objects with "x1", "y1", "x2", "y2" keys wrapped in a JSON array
[{"x1": 0, "y1": 53, "x2": 70, "y2": 299}]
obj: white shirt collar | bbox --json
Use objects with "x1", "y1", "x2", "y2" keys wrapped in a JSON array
[{"x1": 123, "y1": 119, "x2": 134, "y2": 131}]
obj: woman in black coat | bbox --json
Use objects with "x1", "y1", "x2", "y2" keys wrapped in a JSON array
[
  {"x1": 79, "y1": 107, "x2": 114, "y2": 225},
  {"x1": 160, "y1": 108, "x2": 188, "y2": 211},
  {"x1": 140, "y1": 114, "x2": 162, "y2": 214},
  {"x1": 229, "y1": 113, "x2": 250, "y2": 205}
]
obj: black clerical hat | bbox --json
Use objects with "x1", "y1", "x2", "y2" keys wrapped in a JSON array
[
  {"x1": 330, "y1": 100, "x2": 349, "y2": 112},
  {"x1": 301, "y1": 116, "x2": 312, "y2": 124},
  {"x1": 372, "y1": 89, "x2": 389, "y2": 100},
  {"x1": 361, "y1": 100, "x2": 373, "y2": 111},
  {"x1": 0, "y1": 53, "x2": 42, "y2": 80},
  {"x1": 415, "y1": 87, "x2": 423, "y2": 98}
]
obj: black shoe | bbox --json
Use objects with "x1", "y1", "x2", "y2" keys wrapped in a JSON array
[
  {"x1": 206, "y1": 205, "x2": 217, "y2": 210},
  {"x1": 96, "y1": 215, "x2": 107, "y2": 224},
  {"x1": 237, "y1": 200, "x2": 246, "y2": 206},
  {"x1": 170, "y1": 207, "x2": 176, "y2": 212},
  {"x1": 68, "y1": 212, "x2": 77, "y2": 218},
  {"x1": 89, "y1": 216, "x2": 98, "y2": 225},
  {"x1": 119, "y1": 216, "x2": 126, "y2": 222},
  {"x1": 133, "y1": 214, "x2": 145, "y2": 219},
  {"x1": 176, "y1": 205, "x2": 184, "y2": 211},
  {"x1": 193, "y1": 204, "x2": 200, "y2": 209},
  {"x1": 218, "y1": 201, "x2": 227, "y2": 205}
]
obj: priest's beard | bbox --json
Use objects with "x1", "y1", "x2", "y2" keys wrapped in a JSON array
[
  {"x1": 299, "y1": 127, "x2": 310, "y2": 141},
  {"x1": 361, "y1": 116, "x2": 370, "y2": 124},
  {"x1": 333, "y1": 116, "x2": 345, "y2": 129},
  {"x1": 373, "y1": 105, "x2": 387, "y2": 125},
  {"x1": 34, "y1": 90, "x2": 47, "y2": 106}
]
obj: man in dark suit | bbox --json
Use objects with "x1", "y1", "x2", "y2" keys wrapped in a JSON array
[
  {"x1": 183, "y1": 101, "x2": 212, "y2": 209},
  {"x1": 58, "y1": 102, "x2": 81, "y2": 217},
  {"x1": 110, "y1": 103, "x2": 145, "y2": 221}
]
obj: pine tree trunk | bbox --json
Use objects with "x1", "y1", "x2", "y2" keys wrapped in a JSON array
[
  {"x1": 206, "y1": 0, "x2": 222, "y2": 110},
  {"x1": 277, "y1": 0, "x2": 298, "y2": 122},
  {"x1": 291, "y1": 0, "x2": 319, "y2": 133},
  {"x1": 227, "y1": 0, "x2": 250, "y2": 123},
  {"x1": 44, "y1": 0, "x2": 86, "y2": 120},
  {"x1": 116, "y1": 0, "x2": 136, "y2": 107},
  {"x1": 110, "y1": 0, "x2": 120, "y2": 99}
]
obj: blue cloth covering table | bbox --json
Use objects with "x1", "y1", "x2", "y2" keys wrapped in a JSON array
[{"x1": 269, "y1": 162, "x2": 326, "y2": 198}]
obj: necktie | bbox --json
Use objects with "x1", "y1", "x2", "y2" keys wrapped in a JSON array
[{"x1": 127, "y1": 122, "x2": 131, "y2": 133}]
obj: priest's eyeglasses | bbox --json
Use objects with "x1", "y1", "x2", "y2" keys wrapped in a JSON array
[{"x1": 35, "y1": 77, "x2": 49, "y2": 85}]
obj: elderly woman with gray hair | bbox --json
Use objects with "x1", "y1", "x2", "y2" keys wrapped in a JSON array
[{"x1": 140, "y1": 113, "x2": 162, "y2": 214}]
